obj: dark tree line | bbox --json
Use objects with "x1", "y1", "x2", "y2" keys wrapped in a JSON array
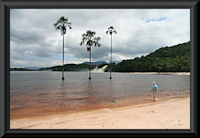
[
  {"x1": 105, "y1": 41, "x2": 190, "y2": 72},
  {"x1": 10, "y1": 68, "x2": 33, "y2": 71},
  {"x1": 45, "y1": 63, "x2": 96, "y2": 72}
]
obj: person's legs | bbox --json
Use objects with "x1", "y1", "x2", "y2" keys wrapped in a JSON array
[{"x1": 153, "y1": 91, "x2": 157, "y2": 98}]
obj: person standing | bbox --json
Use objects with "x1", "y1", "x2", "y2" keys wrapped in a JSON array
[{"x1": 151, "y1": 81, "x2": 158, "y2": 99}]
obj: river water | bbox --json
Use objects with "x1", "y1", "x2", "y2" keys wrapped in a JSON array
[{"x1": 10, "y1": 71, "x2": 190, "y2": 119}]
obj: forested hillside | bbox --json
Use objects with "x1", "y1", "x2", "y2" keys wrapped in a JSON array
[
  {"x1": 106, "y1": 41, "x2": 190, "y2": 72},
  {"x1": 10, "y1": 68, "x2": 34, "y2": 71},
  {"x1": 39, "y1": 63, "x2": 95, "y2": 71}
]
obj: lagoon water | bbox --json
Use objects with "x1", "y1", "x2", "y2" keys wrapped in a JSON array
[{"x1": 10, "y1": 71, "x2": 190, "y2": 119}]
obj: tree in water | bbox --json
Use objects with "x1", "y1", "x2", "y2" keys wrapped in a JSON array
[
  {"x1": 106, "y1": 26, "x2": 117, "y2": 79},
  {"x1": 53, "y1": 16, "x2": 72, "y2": 80},
  {"x1": 80, "y1": 30, "x2": 101, "y2": 79}
]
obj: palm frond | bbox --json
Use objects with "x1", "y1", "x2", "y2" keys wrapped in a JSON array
[
  {"x1": 53, "y1": 20, "x2": 60, "y2": 27},
  {"x1": 54, "y1": 16, "x2": 72, "y2": 34},
  {"x1": 106, "y1": 26, "x2": 117, "y2": 36},
  {"x1": 94, "y1": 37, "x2": 101, "y2": 41},
  {"x1": 59, "y1": 16, "x2": 66, "y2": 21},
  {"x1": 86, "y1": 40, "x2": 93, "y2": 46},
  {"x1": 86, "y1": 41, "x2": 90, "y2": 46},
  {"x1": 56, "y1": 25, "x2": 62, "y2": 30},
  {"x1": 83, "y1": 37, "x2": 87, "y2": 42},
  {"x1": 86, "y1": 30, "x2": 96, "y2": 37},
  {"x1": 54, "y1": 20, "x2": 61, "y2": 27},
  {"x1": 97, "y1": 37, "x2": 101, "y2": 40},
  {"x1": 93, "y1": 41, "x2": 101, "y2": 47},
  {"x1": 80, "y1": 42, "x2": 84, "y2": 46},
  {"x1": 80, "y1": 30, "x2": 101, "y2": 49},
  {"x1": 65, "y1": 18, "x2": 68, "y2": 22},
  {"x1": 53, "y1": 23, "x2": 58, "y2": 27}
]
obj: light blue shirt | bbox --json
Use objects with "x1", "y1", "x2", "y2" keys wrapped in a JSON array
[{"x1": 152, "y1": 84, "x2": 157, "y2": 92}]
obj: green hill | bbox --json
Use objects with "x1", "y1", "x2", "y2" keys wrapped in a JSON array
[
  {"x1": 39, "y1": 63, "x2": 97, "y2": 72},
  {"x1": 10, "y1": 68, "x2": 35, "y2": 71},
  {"x1": 106, "y1": 41, "x2": 190, "y2": 72}
]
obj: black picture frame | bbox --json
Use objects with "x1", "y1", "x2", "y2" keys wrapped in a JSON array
[{"x1": 0, "y1": 0, "x2": 199, "y2": 137}]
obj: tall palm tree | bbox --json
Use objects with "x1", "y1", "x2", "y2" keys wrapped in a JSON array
[
  {"x1": 80, "y1": 30, "x2": 101, "y2": 79},
  {"x1": 53, "y1": 16, "x2": 72, "y2": 80},
  {"x1": 106, "y1": 26, "x2": 117, "y2": 79}
]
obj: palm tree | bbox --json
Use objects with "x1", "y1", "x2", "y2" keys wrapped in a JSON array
[
  {"x1": 53, "y1": 16, "x2": 72, "y2": 80},
  {"x1": 106, "y1": 26, "x2": 117, "y2": 79},
  {"x1": 80, "y1": 30, "x2": 101, "y2": 79}
]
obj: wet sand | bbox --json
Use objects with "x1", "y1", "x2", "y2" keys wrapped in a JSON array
[
  {"x1": 10, "y1": 91, "x2": 190, "y2": 120},
  {"x1": 10, "y1": 94, "x2": 190, "y2": 129}
]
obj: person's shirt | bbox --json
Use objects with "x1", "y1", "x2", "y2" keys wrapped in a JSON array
[{"x1": 152, "y1": 84, "x2": 157, "y2": 92}]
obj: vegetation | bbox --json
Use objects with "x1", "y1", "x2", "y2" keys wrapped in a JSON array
[
  {"x1": 53, "y1": 63, "x2": 91, "y2": 71},
  {"x1": 80, "y1": 30, "x2": 101, "y2": 79},
  {"x1": 53, "y1": 16, "x2": 72, "y2": 80},
  {"x1": 38, "y1": 67, "x2": 52, "y2": 71},
  {"x1": 105, "y1": 41, "x2": 190, "y2": 73},
  {"x1": 10, "y1": 68, "x2": 34, "y2": 71},
  {"x1": 105, "y1": 63, "x2": 116, "y2": 72},
  {"x1": 38, "y1": 63, "x2": 96, "y2": 72},
  {"x1": 98, "y1": 63, "x2": 109, "y2": 68}
]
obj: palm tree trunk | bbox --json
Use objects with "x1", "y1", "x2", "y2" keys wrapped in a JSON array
[
  {"x1": 62, "y1": 34, "x2": 64, "y2": 80},
  {"x1": 110, "y1": 34, "x2": 112, "y2": 79},
  {"x1": 89, "y1": 46, "x2": 91, "y2": 79}
]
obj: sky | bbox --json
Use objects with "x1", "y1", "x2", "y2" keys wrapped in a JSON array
[{"x1": 10, "y1": 9, "x2": 190, "y2": 68}]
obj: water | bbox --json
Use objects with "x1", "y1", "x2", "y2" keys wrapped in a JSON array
[{"x1": 10, "y1": 71, "x2": 190, "y2": 119}]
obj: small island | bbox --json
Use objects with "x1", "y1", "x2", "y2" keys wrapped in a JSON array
[{"x1": 10, "y1": 68, "x2": 35, "y2": 71}]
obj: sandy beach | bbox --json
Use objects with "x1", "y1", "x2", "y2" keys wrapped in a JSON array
[{"x1": 10, "y1": 97, "x2": 190, "y2": 129}]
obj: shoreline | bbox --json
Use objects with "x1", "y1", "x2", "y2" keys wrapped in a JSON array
[
  {"x1": 10, "y1": 91, "x2": 190, "y2": 120},
  {"x1": 10, "y1": 96, "x2": 190, "y2": 129},
  {"x1": 11, "y1": 70, "x2": 190, "y2": 75},
  {"x1": 115, "y1": 72, "x2": 190, "y2": 75}
]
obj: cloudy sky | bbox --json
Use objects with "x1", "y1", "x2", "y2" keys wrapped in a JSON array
[{"x1": 10, "y1": 9, "x2": 190, "y2": 68}]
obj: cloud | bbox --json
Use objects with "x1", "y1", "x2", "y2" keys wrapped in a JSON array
[{"x1": 10, "y1": 9, "x2": 190, "y2": 68}]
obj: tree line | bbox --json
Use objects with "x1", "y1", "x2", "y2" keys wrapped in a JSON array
[
  {"x1": 10, "y1": 68, "x2": 34, "y2": 71},
  {"x1": 50, "y1": 63, "x2": 94, "y2": 71},
  {"x1": 105, "y1": 41, "x2": 190, "y2": 72}
]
